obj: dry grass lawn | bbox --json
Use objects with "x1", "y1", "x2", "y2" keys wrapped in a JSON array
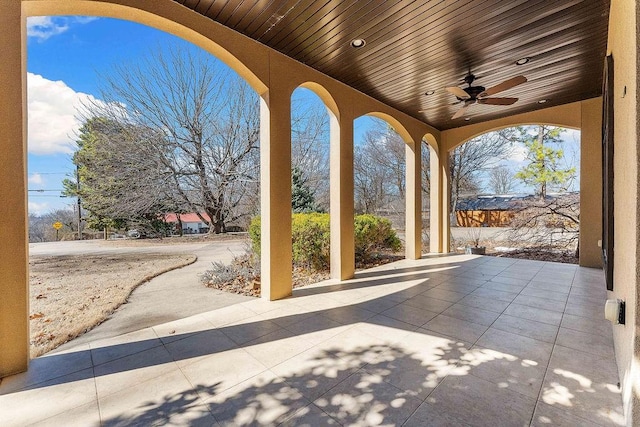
[{"x1": 29, "y1": 253, "x2": 196, "y2": 357}]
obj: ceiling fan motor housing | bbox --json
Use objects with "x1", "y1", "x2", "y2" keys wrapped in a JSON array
[{"x1": 458, "y1": 85, "x2": 486, "y2": 101}]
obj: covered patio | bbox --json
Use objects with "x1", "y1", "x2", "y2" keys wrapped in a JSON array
[
  {"x1": 0, "y1": 254, "x2": 621, "y2": 426},
  {"x1": 1, "y1": 0, "x2": 639, "y2": 424}
]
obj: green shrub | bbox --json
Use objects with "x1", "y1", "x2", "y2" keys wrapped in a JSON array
[
  {"x1": 248, "y1": 213, "x2": 401, "y2": 270},
  {"x1": 292, "y1": 213, "x2": 330, "y2": 270},
  {"x1": 354, "y1": 214, "x2": 402, "y2": 261},
  {"x1": 248, "y1": 216, "x2": 261, "y2": 255}
]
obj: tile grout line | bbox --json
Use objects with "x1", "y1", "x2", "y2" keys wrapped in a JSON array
[
  {"x1": 92, "y1": 363, "x2": 103, "y2": 427},
  {"x1": 527, "y1": 261, "x2": 577, "y2": 426},
  {"x1": 399, "y1": 260, "x2": 530, "y2": 424},
  {"x1": 417, "y1": 258, "x2": 562, "y2": 425}
]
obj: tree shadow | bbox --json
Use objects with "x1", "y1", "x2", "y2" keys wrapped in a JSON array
[
  {"x1": 101, "y1": 342, "x2": 471, "y2": 426},
  {"x1": 99, "y1": 336, "x2": 624, "y2": 426}
]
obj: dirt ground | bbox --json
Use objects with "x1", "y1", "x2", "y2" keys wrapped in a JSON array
[{"x1": 29, "y1": 253, "x2": 195, "y2": 357}]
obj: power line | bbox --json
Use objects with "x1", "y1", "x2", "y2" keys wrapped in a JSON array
[{"x1": 28, "y1": 172, "x2": 70, "y2": 175}]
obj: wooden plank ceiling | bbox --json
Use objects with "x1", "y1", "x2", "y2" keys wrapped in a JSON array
[{"x1": 174, "y1": 0, "x2": 610, "y2": 130}]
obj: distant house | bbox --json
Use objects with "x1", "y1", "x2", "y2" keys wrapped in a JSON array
[
  {"x1": 455, "y1": 195, "x2": 524, "y2": 227},
  {"x1": 164, "y1": 213, "x2": 211, "y2": 234}
]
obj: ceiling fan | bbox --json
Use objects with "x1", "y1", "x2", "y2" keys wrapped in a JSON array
[{"x1": 446, "y1": 73, "x2": 527, "y2": 120}]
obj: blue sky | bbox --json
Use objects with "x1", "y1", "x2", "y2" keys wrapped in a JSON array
[
  {"x1": 26, "y1": 16, "x2": 579, "y2": 215},
  {"x1": 27, "y1": 17, "x2": 187, "y2": 213}
]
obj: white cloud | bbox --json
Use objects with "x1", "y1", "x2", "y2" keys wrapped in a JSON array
[
  {"x1": 508, "y1": 143, "x2": 528, "y2": 163},
  {"x1": 506, "y1": 128, "x2": 581, "y2": 163},
  {"x1": 27, "y1": 16, "x2": 98, "y2": 41},
  {"x1": 28, "y1": 73, "x2": 102, "y2": 155},
  {"x1": 28, "y1": 201, "x2": 50, "y2": 215},
  {"x1": 28, "y1": 173, "x2": 44, "y2": 185}
]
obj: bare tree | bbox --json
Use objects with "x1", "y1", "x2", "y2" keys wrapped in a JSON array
[
  {"x1": 67, "y1": 118, "x2": 173, "y2": 226},
  {"x1": 28, "y1": 208, "x2": 78, "y2": 242},
  {"x1": 354, "y1": 121, "x2": 405, "y2": 215},
  {"x1": 449, "y1": 129, "x2": 516, "y2": 219},
  {"x1": 507, "y1": 193, "x2": 580, "y2": 255},
  {"x1": 291, "y1": 97, "x2": 330, "y2": 210},
  {"x1": 488, "y1": 166, "x2": 515, "y2": 194},
  {"x1": 506, "y1": 126, "x2": 580, "y2": 257},
  {"x1": 81, "y1": 47, "x2": 260, "y2": 233},
  {"x1": 421, "y1": 142, "x2": 431, "y2": 197}
]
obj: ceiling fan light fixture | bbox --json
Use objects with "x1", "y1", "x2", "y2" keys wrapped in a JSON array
[
  {"x1": 351, "y1": 39, "x2": 366, "y2": 48},
  {"x1": 515, "y1": 57, "x2": 530, "y2": 65},
  {"x1": 425, "y1": 90, "x2": 435, "y2": 95}
]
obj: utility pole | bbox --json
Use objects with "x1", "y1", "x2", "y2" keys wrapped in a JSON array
[{"x1": 76, "y1": 165, "x2": 82, "y2": 240}]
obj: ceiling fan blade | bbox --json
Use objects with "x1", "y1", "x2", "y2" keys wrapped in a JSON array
[
  {"x1": 478, "y1": 97, "x2": 518, "y2": 105},
  {"x1": 445, "y1": 86, "x2": 471, "y2": 99},
  {"x1": 451, "y1": 101, "x2": 473, "y2": 119},
  {"x1": 478, "y1": 75, "x2": 527, "y2": 98}
]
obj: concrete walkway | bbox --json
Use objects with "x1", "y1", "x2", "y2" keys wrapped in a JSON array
[{"x1": 56, "y1": 239, "x2": 254, "y2": 349}]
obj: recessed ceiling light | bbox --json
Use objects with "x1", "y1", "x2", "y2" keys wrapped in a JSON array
[
  {"x1": 464, "y1": 117, "x2": 471, "y2": 121},
  {"x1": 538, "y1": 99, "x2": 548, "y2": 104},
  {"x1": 425, "y1": 90, "x2": 435, "y2": 96},
  {"x1": 515, "y1": 57, "x2": 530, "y2": 65},
  {"x1": 351, "y1": 39, "x2": 366, "y2": 48}
]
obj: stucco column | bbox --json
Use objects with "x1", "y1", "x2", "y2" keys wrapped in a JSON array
[
  {"x1": 0, "y1": 2, "x2": 28, "y2": 377},
  {"x1": 406, "y1": 138, "x2": 422, "y2": 259},
  {"x1": 440, "y1": 149, "x2": 451, "y2": 252},
  {"x1": 330, "y1": 112, "x2": 355, "y2": 280},
  {"x1": 429, "y1": 145, "x2": 442, "y2": 253},
  {"x1": 429, "y1": 144, "x2": 450, "y2": 253},
  {"x1": 579, "y1": 98, "x2": 603, "y2": 267},
  {"x1": 259, "y1": 91, "x2": 292, "y2": 300}
]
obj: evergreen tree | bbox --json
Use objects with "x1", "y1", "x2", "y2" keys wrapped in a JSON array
[
  {"x1": 291, "y1": 167, "x2": 320, "y2": 213},
  {"x1": 515, "y1": 126, "x2": 576, "y2": 199},
  {"x1": 63, "y1": 117, "x2": 169, "y2": 233}
]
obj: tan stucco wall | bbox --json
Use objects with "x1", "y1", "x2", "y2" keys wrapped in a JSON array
[
  {"x1": 0, "y1": 1, "x2": 29, "y2": 378},
  {"x1": 607, "y1": 0, "x2": 639, "y2": 424},
  {"x1": 580, "y1": 98, "x2": 604, "y2": 268}
]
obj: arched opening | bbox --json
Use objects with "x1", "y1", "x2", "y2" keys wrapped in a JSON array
[
  {"x1": 25, "y1": 15, "x2": 263, "y2": 358},
  {"x1": 421, "y1": 134, "x2": 437, "y2": 252},
  {"x1": 353, "y1": 114, "x2": 410, "y2": 265},
  {"x1": 449, "y1": 125, "x2": 581, "y2": 263},
  {"x1": 288, "y1": 86, "x2": 331, "y2": 278}
]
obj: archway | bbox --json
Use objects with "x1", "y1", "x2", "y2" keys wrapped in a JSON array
[
  {"x1": 22, "y1": 13, "x2": 259, "y2": 360},
  {"x1": 446, "y1": 124, "x2": 582, "y2": 263},
  {"x1": 353, "y1": 113, "x2": 421, "y2": 262},
  {"x1": 420, "y1": 134, "x2": 437, "y2": 252},
  {"x1": 288, "y1": 86, "x2": 331, "y2": 276}
]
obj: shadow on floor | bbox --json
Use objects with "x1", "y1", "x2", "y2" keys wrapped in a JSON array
[{"x1": 0, "y1": 255, "x2": 624, "y2": 426}]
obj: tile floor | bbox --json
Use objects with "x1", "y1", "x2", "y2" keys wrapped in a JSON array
[{"x1": 0, "y1": 254, "x2": 624, "y2": 426}]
